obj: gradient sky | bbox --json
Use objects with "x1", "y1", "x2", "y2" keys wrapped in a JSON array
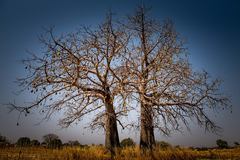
[{"x1": 0, "y1": 0, "x2": 240, "y2": 148}]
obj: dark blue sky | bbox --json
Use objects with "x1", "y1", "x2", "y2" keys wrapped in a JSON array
[{"x1": 0, "y1": 0, "x2": 240, "y2": 147}]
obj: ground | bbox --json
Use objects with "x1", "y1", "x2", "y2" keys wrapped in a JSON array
[{"x1": 1, "y1": 145, "x2": 240, "y2": 159}]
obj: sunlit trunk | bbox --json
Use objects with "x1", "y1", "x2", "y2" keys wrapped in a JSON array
[
  {"x1": 140, "y1": 96, "x2": 155, "y2": 150},
  {"x1": 105, "y1": 96, "x2": 120, "y2": 153}
]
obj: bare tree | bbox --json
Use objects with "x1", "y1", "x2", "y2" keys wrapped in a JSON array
[
  {"x1": 118, "y1": 4, "x2": 233, "y2": 150},
  {"x1": 42, "y1": 133, "x2": 59, "y2": 143},
  {"x1": 6, "y1": 11, "x2": 129, "y2": 153}
]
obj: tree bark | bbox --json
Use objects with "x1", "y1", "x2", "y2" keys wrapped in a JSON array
[
  {"x1": 140, "y1": 98, "x2": 155, "y2": 150},
  {"x1": 105, "y1": 96, "x2": 120, "y2": 154}
]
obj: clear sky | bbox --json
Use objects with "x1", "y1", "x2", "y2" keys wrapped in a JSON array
[{"x1": 0, "y1": 0, "x2": 240, "y2": 147}]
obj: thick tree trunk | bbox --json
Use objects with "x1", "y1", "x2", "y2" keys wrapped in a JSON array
[
  {"x1": 105, "y1": 98, "x2": 120, "y2": 154},
  {"x1": 140, "y1": 99, "x2": 155, "y2": 150}
]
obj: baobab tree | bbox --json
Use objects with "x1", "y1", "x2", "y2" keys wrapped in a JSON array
[
  {"x1": 42, "y1": 133, "x2": 59, "y2": 143},
  {"x1": 6, "y1": 11, "x2": 129, "y2": 153},
  {"x1": 118, "y1": 5, "x2": 233, "y2": 150}
]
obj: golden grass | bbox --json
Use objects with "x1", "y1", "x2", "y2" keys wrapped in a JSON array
[{"x1": 1, "y1": 145, "x2": 240, "y2": 160}]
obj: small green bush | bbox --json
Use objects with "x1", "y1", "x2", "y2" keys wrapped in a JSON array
[
  {"x1": 216, "y1": 139, "x2": 228, "y2": 149},
  {"x1": 63, "y1": 143, "x2": 70, "y2": 147},
  {"x1": 120, "y1": 137, "x2": 135, "y2": 149},
  {"x1": 31, "y1": 139, "x2": 40, "y2": 147},
  {"x1": 79, "y1": 144, "x2": 90, "y2": 149},
  {"x1": 47, "y1": 139, "x2": 62, "y2": 149},
  {"x1": 16, "y1": 137, "x2": 31, "y2": 147},
  {"x1": 73, "y1": 140, "x2": 80, "y2": 147},
  {"x1": 196, "y1": 147, "x2": 208, "y2": 151},
  {"x1": 156, "y1": 141, "x2": 171, "y2": 150},
  {"x1": 175, "y1": 145, "x2": 181, "y2": 150}
]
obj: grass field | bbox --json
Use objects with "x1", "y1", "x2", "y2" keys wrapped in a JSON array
[{"x1": 1, "y1": 145, "x2": 240, "y2": 160}]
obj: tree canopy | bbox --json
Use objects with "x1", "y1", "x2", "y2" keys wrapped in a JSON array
[
  {"x1": 113, "y1": 4, "x2": 233, "y2": 149},
  {"x1": 216, "y1": 139, "x2": 228, "y2": 149}
]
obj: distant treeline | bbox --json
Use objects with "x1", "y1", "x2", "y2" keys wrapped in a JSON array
[{"x1": 1, "y1": 132, "x2": 239, "y2": 150}]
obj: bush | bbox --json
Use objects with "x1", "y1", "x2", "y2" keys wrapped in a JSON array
[
  {"x1": 156, "y1": 141, "x2": 171, "y2": 150},
  {"x1": 41, "y1": 141, "x2": 47, "y2": 145},
  {"x1": 0, "y1": 134, "x2": 7, "y2": 142},
  {"x1": 63, "y1": 143, "x2": 70, "y2": 147},
  {"x1": 189, "y1": 146, "x2": 195, "y2": 150},
  {"x1": 47, "y1": 139, "x2": 62, "y2": 149},
  {"x1": 73, "y1": 141, "x2": 80, "y2": 147},
  {"x1": 196, "y1": 147, "x2": 208, "y2": 151},
  {"x1": 216, "y1": 139, "x2": 228, "y2": 149},
  {"x1": 79, "y1": 144, "x2": 90, "y2": 149},
  {"x1": 31, "y1": 139, "x2": 40, "y2": 147},
  {"x1": 120, "y1": 137, "x2": 135, "y2": 149},
  {"x1": 175, "y1": 145, "x2": 181, "y2": 150},
  {"x1": 16, "y1": 137, "x2": 31, "y2": 147},
  {"x1": 68, "y1": 140, "x2": 81, "y2": 147},
  {"x1": 84, "y1": 144, "x2": 90, "y2": 149}
]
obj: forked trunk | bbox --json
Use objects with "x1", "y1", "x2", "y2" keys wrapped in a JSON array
[
  {"x1": 105, "y1": 98, "x2": 120, "y2": 154},
  {"x1": 140, "y1": 101, "x2": 155, "y2": 150}
]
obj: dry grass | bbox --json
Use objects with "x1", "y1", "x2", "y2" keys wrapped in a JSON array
[{"x1": 0, "y1": 145, "x2": 240, "y2": 160}]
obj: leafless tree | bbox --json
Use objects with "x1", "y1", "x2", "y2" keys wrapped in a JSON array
[
  {"x1": 42, "y1": 133, "x2": 59, "y2": 143},
  {"x1": 6, "y1": 11, "x2": 130, "y2": 153},
  {"x1": 118, "y1": 4, "x2": 233, "y2": 150}
]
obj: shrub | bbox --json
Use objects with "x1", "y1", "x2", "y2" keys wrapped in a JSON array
[
  {"x1": 120, "y1": 137, "x2": 135, "y2": 149},
  {"x1": 68, "y1": 140, "x2": 81, "y2": 147},
  {"x1": 47, "y1": 139, "x2": 62, "y2": 149},
  {"x1": 81, "y1": 144, "x2": 90, "y2": 149},
  {"x1": 41, "y1": 141, "x2": 47, "y2": 145},
  {"x1": 175, "y1": 145, "x2": 181, "y2": 150},
  {"x1": 189, "y1": 146, "x2": 195, "y2": 150},
  {"x1": 31, "y1": 139, "x2": 40, "y2": 147},
  {"x1": 0, "y1": 134, "x2": 7, "y2": 142},
  {"x1": 216, "y1": 139, "x2": 228, "y2": 149},
  {"x1": 156, "y1": 141, "x2": 171, "y2": 150},
  {"x1": 63, "y1": 143, "x2": 70, "y2": 147},
  {"x1": 73, "y1": 140, "x2": 80, "y2": 147},
  {"x1": 196, "y1": 147, "x2": 208, "y2": 151},
  {"x1": 16, "y1": 137, "x2": 31, "y2": 147}
]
